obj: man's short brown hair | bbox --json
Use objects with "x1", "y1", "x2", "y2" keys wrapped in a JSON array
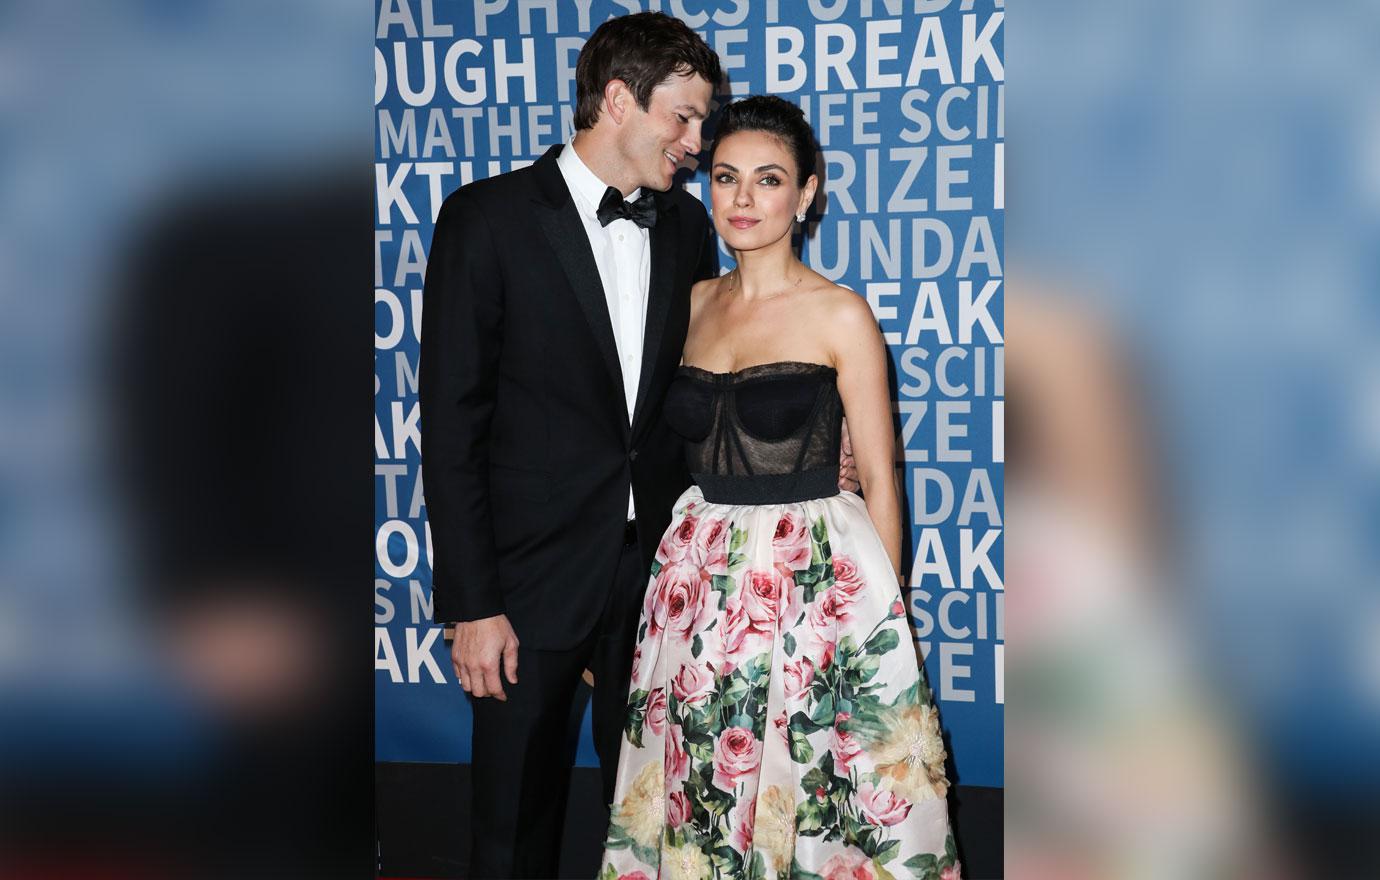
[{"x1": 573, "y1": 12, "x2": 723, "y2": 131}]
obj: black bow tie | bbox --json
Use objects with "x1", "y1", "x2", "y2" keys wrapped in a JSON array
[{"x1": 596, "y1": 186, "x2": 658, "y2": 229}]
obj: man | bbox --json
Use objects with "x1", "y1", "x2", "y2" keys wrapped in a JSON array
[{"x1": 419, "y1": 13, "x2": 724, "y2": 878}]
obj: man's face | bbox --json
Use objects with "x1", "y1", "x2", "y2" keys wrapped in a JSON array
[{"x1": 620, "y1": 72, "x2": 714, "y2": 192}]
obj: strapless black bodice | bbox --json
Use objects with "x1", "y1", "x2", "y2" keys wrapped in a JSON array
[{"x1": 663, "y1": 361, "x2": 842, "y2": 504}]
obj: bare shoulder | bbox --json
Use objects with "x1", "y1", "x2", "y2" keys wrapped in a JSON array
[
  {"x1": 688, "y1": 273, "x2": 728, "y2": 327},
  {"x1": 802, "y1": 277, "x2": 877, "y2": 332},
  {"x1": 690, "y1": 274, "x2": 723, "y2": 303}
]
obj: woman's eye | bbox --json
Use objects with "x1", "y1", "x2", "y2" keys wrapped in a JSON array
[
  {"x1": 714, "y1": 173, "x2": 735, "y2": 184},
  {"x1": 759, "y1": 175, "x2": 781, "y2": 186}
]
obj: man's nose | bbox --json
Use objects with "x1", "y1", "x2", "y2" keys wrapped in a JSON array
[{"x1": 682, "y1": 123, "x2": 702, "y2": 156}]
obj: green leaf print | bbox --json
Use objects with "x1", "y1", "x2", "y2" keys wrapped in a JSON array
[
  {"x1": 687, "y1": 737, "x2": 713, "y2": 763},
  {"x1": 799, "y1": 766, "x2": 834, "y2": 806},
  {"x1": 712, "y1": 844, "x2": 743, "y2": 878},
  {"x1": 789, "y1": 709, "x2": 823, "y2": 735},
  {"x1": 729, "y1": 524, "x2": 747, "y2": 552},
  {"x1": 903, "y1": 852, "x2": 939, "y2": 878},
  {"x1": 810, "y1": 516, "x2": 829, "y2": 545},
  {"x1": 789, "y1": 726, "x2": 814, "y2": 763},
  {"x1": 790, "y1": 858, "x2": 825, "y2": 880},
  {"x1": 721, "y1": 671, "x2": 749, "y2": 705},
  {"x1": 819, "y1": 748, "x2": 836, "y2": 779},
  {"x1": 863, "y1": 628, "x2": 900, "y2": 656},
  {"x1": 945, "y1": 831, "x2": 957, "y2": 863},
  {"x1": 623, "y1": 689, "x2": 648, "y2": 748},
  {"x1": 795, "y1": 796, "x2": 827, "y2": 835},
  {"x1": 749, "y1": 850, "x2": 767, "y2": 880},
  {"x1": 629, "y1": 838, "x2": 659, "y2": 868},
  {"x1": 691, "y1": 634, "x2": 703, "y2": 658},
  {"x1": 649, "y1": 561, "x2": 662, "y2": 578},
  {"x1": 809, "y1": 692, "x2": 836, "y2": 728},
  {"x1": 874, "y1": 838, "x2": 900, "y2": 864},
  {"x1": 837, "y1": 634, "x2": 859, "y2": 666},
  {"x1": 712, "y1": 573, "x2": 735, "y2": 595},
  {"x1": 855, "y1": 652, "x2": 882, "y2": 683},
  {"x1": 783, "y1": 631, "x2": 796, "y2": 656},
  {"x1": 599, "y1": 864, "x2": 618, "y2": 880}
]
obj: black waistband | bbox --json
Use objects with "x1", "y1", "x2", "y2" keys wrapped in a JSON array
[{"x1": 692, "y1": 466, "x2": 840, "y2": 505}]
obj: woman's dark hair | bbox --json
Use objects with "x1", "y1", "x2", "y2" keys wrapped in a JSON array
[
  {"x1": 574, "y1": 13, "x2": 723, "y2": 131},
  {"x1": 710, "y1": 95, "x2": 818, "y2": 187}
]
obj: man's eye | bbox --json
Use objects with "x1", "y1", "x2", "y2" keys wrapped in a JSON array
[{"x1": 677, "y1": 114, "x2": 689, "y2": 124}]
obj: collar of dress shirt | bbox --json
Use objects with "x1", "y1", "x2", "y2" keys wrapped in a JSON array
[{"x1": 557, "y1": 139, "x2": 643, "y2": 220}]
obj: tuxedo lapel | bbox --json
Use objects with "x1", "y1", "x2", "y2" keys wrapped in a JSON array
[
  {"x1": 531, "y1": 148, "x2": 627, "y2": 409},
  {"x1": 631, "y1": 194, "x2": 680, "y2": 435}
]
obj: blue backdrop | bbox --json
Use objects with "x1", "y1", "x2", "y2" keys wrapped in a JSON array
[{"x1": 375, "y1": 0, "x2": 1003, "y2": 788}]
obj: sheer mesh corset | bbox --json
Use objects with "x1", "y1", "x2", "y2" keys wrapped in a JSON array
[{"x1": 663, "y1": 361, "x2": 842, "y2": 504}]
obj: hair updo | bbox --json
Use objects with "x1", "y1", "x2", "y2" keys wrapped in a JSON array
[{"x1": 710, "y1": 95, "x2": 818, "y2": 188}]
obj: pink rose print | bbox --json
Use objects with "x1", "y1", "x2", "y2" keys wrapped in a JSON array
[
  {"x1": 665, "y1": 723, "x2": 691, "y2": 786},
  {"x1": 819, "y1": 586, "x2": 856, "y2": 625},
  {"x1": 711, "y1": 726, "x2": 762, "y2": 792},
  {"x1": 728, "y1": 795, "x2": 755, "y2": 853},
  {"x1": 618, "y1": 873, "x2": 652, "y2": 880},
  {"x1": 830, "y1": 712, "x2": 863, "y2": 773},
  {"x1": 629, "y1": 645, "x2": 643, "y2": 682},
  {"x1": 832, "y1": 554, "x2": 866, "y2": 599},
  {"x1": 690, "y1": 516, "x2": 730, "y2": 576},
  {"x1": 783, "y1": 657, "x2": 815, "y2": 700},
  {"x1": 857, "y1": 782, "x2": 912, "y2": 826},
  {"x1": 941, "y1": 865, "x2": 962, "y2": 880},
  {"x1": 891, "y1": 598, "x2": 906, "y2": 618},
  {"x1": 821, "y1": 850, "x2": 877, "y2": 880},
  {"x1": 650, "y1": 562, "x2": 715, "y2": 643},
  {"x1": 741, "y1": 567, "x2": 791, "y2": 634},
  {"x1": 802, "y1": 597, "x2": 838, "y2": 668},
  {"x1": 773, "y1": 711, "x2": 789, "y2": 744},
  {"x1": 718, "y1": 597, "x2": 757, "y2": 671},
  {"x1": 666, "y1": 790, "x2": 692, "y2": 829},
  {"x1": 772, "y1": 511, "x2": 813, "y2": 571},
  {"x1": 655, "y1": 513, "x2": 699, "y2": 565},
  {"x1": 644, "y1": 687, "x2": 667, "y2": 736},
  {"x1": 671, "y1": 662, "x2": 714, "y2": 706}
]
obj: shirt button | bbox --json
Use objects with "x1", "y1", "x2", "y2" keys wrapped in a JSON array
[{"x1": 618, "y1": 234, "x2": 625, "y2": 242}]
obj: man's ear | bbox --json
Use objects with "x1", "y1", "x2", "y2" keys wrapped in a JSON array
[{"x1": 603, "y1": 79, "x2": 634, "y2": 126}]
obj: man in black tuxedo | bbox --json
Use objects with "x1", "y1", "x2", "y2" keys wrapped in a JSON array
[{"x1": 419, "y1": 13, "x2": 723, "y2": 878}]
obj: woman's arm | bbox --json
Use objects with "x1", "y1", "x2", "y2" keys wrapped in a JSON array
[{"x1": 828, "y1": 291, "x2": 903, "y2": 576}]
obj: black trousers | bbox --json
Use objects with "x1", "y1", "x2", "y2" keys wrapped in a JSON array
[{"x1": 467, "y1": 539, "x2": 647, "y2": 880}]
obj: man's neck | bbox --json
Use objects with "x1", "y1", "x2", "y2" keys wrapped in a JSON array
[{"x1": 571, "y1": 130, "x2": 634, "y2": 197}]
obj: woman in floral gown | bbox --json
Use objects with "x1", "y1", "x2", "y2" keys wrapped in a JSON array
[{"x1": 601, "y1": 96, "x2": 960, "y2": 880}]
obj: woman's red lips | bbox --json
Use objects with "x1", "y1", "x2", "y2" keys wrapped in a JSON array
[{"x1": 728, "y1": 216, "x2": 759, "y2": 228}]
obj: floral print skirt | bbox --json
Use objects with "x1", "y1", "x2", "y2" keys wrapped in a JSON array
[{"x1": 601, "y1": 486, "x2": 960, "y2": 880}]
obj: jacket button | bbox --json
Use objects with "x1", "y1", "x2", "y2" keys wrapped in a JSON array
[{"x1": 629, "y1": 449, "x2": 639, "y2": 462}]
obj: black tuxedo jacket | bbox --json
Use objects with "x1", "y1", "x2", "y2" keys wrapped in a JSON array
[{"x1": 419, "y1": 145, "x2": 716, "y2": 649}]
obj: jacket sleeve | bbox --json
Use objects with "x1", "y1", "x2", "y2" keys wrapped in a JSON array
[{"x1": 419, "y1": 191, "x2": 506, "y2": 624}]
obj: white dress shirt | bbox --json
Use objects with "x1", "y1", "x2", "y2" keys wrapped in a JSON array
[{"x1": 556, "y1": 141, "x2": 651, "y2": 520}]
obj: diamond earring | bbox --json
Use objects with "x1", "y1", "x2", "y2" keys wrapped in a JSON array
[{"x1": 795, "y1": 212, "x2": 806, "y2": 223}]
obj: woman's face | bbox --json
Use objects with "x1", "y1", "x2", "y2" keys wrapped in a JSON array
[{"x1": 709, "y1": 129, "x2": 817, "y2": 253}]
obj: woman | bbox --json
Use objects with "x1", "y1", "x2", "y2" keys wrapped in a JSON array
[{"x1": 601, "y1": 96, "x2": 960, "y2": 880}]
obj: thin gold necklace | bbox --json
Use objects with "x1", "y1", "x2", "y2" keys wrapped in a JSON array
[{"x1": 726, "y1": 267, "x2": 802, "y2": 301}]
